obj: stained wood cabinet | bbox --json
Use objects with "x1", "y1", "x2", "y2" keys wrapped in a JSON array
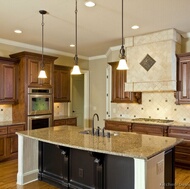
[
  {"x1": 105, "y1": 120, "x2": 131, "y2": 132},
  {"x1": 168, "y1": 126, "x2": 190, "y2": 169},
  {"x1": 54, "y1": 118, "x2": 77, "y2": 126},
  {"x1": 132, "y1": 123, "x2": 168, "y2": 136},
  {"x1": 10, "y1": 51, "x2": 57, "y2": 88},
  {"x1": 0, "y1": 124, "x2": 24, "y2": 161},
  {"x1": 54, "y1": 65, "x2": 71, "y2": 102},
  {"x1": 0, "y1": 57, "x2": 19, "y2": 104},
  {"x1": 176, "y1": 53, "x2": 190, "y2": 104},
  {"x1": 109, "y1": 62, "x2": 141, "y2": 103}
]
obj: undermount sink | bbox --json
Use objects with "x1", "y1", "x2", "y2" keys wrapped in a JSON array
[{"x1": 79, "y1": 130, "x2": 119, "y2": 137}]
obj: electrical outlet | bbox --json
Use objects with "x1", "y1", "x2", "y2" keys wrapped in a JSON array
[
  {"x1": 157, "y1": 160, "x2": 164, "y2": 175},
  {"x1": 79, "y1": 168, "x2": 84, "y2": 178}
]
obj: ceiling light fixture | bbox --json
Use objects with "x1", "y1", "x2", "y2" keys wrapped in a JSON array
[
  {"x1": 71, "y1": 0, "x2": 81, "y2": 75},
  {"x1": 14, "y1": 29, "x2": 22, "y2": 34},
  {"x1": 38, "y1": 10, "x2": 47, "y2": 79},
  {"x1": 117, "y1": 0, "x2": 129, "y2": 70},
  {"x1": 85, "y1": 1, "x2": 95, "y2": 7},
  {"x1": 131, "y1": 25, "x2": 139, "y2": 29}
]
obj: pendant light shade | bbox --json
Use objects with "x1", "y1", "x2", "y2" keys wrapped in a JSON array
[
  {"x1": 38, "y1": 10, "x2": 47, "y2": 79},
  {"x1": 71, "y1": 0, "x2": 81, "y2": 75},
  {"x1": 117, "y1": 0, "x2": 129, "y2": 70}
]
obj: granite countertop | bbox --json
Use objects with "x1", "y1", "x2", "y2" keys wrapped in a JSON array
[
  {"x1": 105, "y1": 118, "x2": 190, "y2": 127},
  {"x1": 0, "y1": 121, "x2": 25, "y2": 127},
  {"x1": 54, "y1": 116, "x2": 77, "y2": 120},
  {"x1": 16, "y1": 126, "x2": 182, "y2": 160}
]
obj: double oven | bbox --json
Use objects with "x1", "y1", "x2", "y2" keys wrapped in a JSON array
[{"x1": 27, "y1": 88, "x2": 53, "y2": 130}]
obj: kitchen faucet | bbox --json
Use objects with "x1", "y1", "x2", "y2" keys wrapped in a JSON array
[{"x1": 92, "y1": 113, "x2": 99, "y2": 135}]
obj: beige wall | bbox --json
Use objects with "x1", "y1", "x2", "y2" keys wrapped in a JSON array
[
  {"x1": 181, "y1": 37, "x2": 190, "y2": 53},
  {"x1": 89, "y1": 58, "x2": 107, "y2": 128},
  {"x1": 0, "y1": 43, "x2": 89, "y2": 69}
]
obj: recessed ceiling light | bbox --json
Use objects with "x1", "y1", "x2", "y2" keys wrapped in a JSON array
[
  {"x1": 14, "y1": 29, "x2": 22, "y2": 34},
  {"x1": 85, "y1": 1, "x2": 96, "y2": 7},
  {"x1": 131, "y1": 25, "x2": 139, "y2": 30},
  {"x1": 70, "y1": 44, "x2": 75, "y2": 47}
]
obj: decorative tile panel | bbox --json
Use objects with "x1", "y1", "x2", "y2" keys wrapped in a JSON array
[{"x1": 140, "y1": 54, "x2": 156, "y2": 71}]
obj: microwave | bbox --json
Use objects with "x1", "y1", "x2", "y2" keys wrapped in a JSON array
[{"x1": 28, "y1": 88, "x2": 52, "y2": 116}]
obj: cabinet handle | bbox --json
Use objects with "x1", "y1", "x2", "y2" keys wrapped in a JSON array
[
  {"x1": 94, "y1": 158, "x2": 100, "y2": 164},
  {"x1": 61, "y1": 150, "x2": 66, "y2": 155}
]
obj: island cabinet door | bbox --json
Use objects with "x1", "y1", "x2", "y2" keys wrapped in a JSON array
[
  {"x1": 104, "y1": 155, "x2": 134, "y2": 189},
  {"x1": 38, "y1": 142, "x2": 69, "y2": 188},
  {"x1": 69, "y1": 149, "x2": 103, "y2": 189}
]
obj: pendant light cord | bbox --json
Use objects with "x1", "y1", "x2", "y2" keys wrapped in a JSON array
[
  {"x1": 119, "y1": 0, "x2": 125, "y2": 59},
  {"x1": 74, "y1": 0, "x2": 78, "y2": 65},
  {"x1": 42, "y1": 13, "x2": 44, "y2": 69},
  {"x1": 121, "y1": 0, "x2": 124, "y2": 47}
]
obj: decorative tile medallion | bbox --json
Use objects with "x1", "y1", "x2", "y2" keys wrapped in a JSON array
[{"x1": 140, "y1": 54, "x2": 156, "y2": 71}]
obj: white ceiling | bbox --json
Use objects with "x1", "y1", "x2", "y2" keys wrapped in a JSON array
[{"x1": 0, "y1": 0, "x2": 190, "y2": 58}]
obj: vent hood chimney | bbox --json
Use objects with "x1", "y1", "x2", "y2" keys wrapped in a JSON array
[{"x1": 124, "y1": 29, "x2": 181, "y2": 92}]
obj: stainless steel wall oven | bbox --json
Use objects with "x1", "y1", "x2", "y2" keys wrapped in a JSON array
[
  {"x1": 27, "y1": 88, "x2": 53, "y2": 130},
  {"x1": 28, "y1": 88, "x2": 52, "y2": 116},
  {"x1": 28, "y1": 114, "x2": 52, "y2": 130}
]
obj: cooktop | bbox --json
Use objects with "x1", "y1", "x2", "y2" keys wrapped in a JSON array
[{"x1": 132, "y1": 118, "x2": 174, "y2": 123}]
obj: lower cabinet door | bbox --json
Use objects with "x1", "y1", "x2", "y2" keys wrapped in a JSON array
[
  {"x1": 38, "y1": 142, "x2": 69, "y2": 188},
  {"x1": 69, "y1": 149, "x2": 103, "y2": 189},
  {"x1": 0, "y1": 136, "x2": 7, "y2": 160},
  {"x1": 104, "y1": 155, "x2": 134, "y2": 189}
]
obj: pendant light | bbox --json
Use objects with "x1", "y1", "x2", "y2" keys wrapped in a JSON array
[
  {"x1": 38, "y1": 10, "x2": 47, "y2": 78},
  {"x1": 117, "y1": 0, "x2": 129, "y2": 70},
  {"x1": 71, "y1": 0, "x2": 82, "y2": 75}
]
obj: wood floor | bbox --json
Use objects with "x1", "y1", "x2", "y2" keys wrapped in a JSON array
[{"x1": 0, "y1": 159, "x2": 190, "y2": 189}]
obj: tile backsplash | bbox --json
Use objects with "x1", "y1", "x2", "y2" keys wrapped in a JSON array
[
  {"x1": 111, "y1": 92, "x2": 190, "y2": 123},
  {"x1": 0, "y1": 105, "x2": 12, "y2": 121},
  {"x1": 54, "y1": 103, "x2": 68, "y2": 116}
]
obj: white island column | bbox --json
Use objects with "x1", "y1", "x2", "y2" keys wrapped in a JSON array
[{"x1": 17, "y1": 135, "x2": 39, "y2": 185}]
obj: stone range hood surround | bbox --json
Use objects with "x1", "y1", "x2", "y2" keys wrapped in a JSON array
[{"x1": 124, "y1": 29, "x2": 181, "y2": 92}]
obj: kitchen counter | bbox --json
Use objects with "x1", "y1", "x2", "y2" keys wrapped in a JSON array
[
  {"x1": 54, "y1": 115, "x2": 77, "y2": 120},
  {"x1": 105, "y1": 117, "x2": 190, "y2": 127},
  {"x1": 16, "y1": 126, "x2": 181, "y2": 188},
  {"x1": 16, "y1": 126, "x2": 182, "y2": 159},
  {"x1": 0, "y1": 121, "x2": 25, "y2": 127}
]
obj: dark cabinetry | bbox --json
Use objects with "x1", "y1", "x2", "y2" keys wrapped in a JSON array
[
  {"x1": 54, "y1": 118, "x2": 77, "y2": 126},
  {"x1": 39, "y1": 142, "x2": 103, "y2": 189},
  {"x1": 168, "y1": 126, "x2": 190, "y2": 169},
  {"x1": 10, "y1": 51, "x2": 57, "y2": 88},
  {"x1": 109, "y1": 62, "x2": 141, "y2": 103},
  {"x1": 0, "y1": 124, "x2": 25, "y2": 161},
  {"x1": 176, "y1": 53, "x2": 190, "y2": 104},
  {"x1": 54, "y1": 65, "x2": 71, "y2": 102},
  {"x1": 0, "y1": 57, "x2": 19, "y2": 104}
]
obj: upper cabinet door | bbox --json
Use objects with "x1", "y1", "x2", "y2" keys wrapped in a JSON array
[
  {"x1": 27, "y1": 58, "x2": 53, "y2": 87},
  {"x1": 109, "y1": 62, "x2": 141, "y2": 103},
  {"x1": 54, "y1": 65, "x2": 71, "y2": 102},
  {"x1": 0, "y1": 57, "x2": 19, "y2": 104},
  {"x1": 176, "y1": 53, "x2": 190, "y2": 104},
  {"x1": 10, "y1": 51, "x2": 57, "y2": 88}
]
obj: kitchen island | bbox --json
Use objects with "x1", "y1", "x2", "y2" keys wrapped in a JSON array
[{"x1": 16, "y1": 126, "x2": 182, "y2": 189}]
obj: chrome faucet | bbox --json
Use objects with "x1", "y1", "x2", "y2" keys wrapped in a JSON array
[{"x1": 92, "y1": 113, "x2": 99, "y2": 135}]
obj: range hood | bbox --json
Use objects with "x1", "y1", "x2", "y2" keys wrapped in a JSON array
[{"x1": 124, "y1": 29, "x2": 181, "y2": 92}]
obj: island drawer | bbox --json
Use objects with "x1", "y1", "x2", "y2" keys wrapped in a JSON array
[
  {"x1": 8, "y1": 125, "x2": 25, "y2": 134},
  {"x1": 0, "y1": 127, "x2": 7, "y2": 135}
]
